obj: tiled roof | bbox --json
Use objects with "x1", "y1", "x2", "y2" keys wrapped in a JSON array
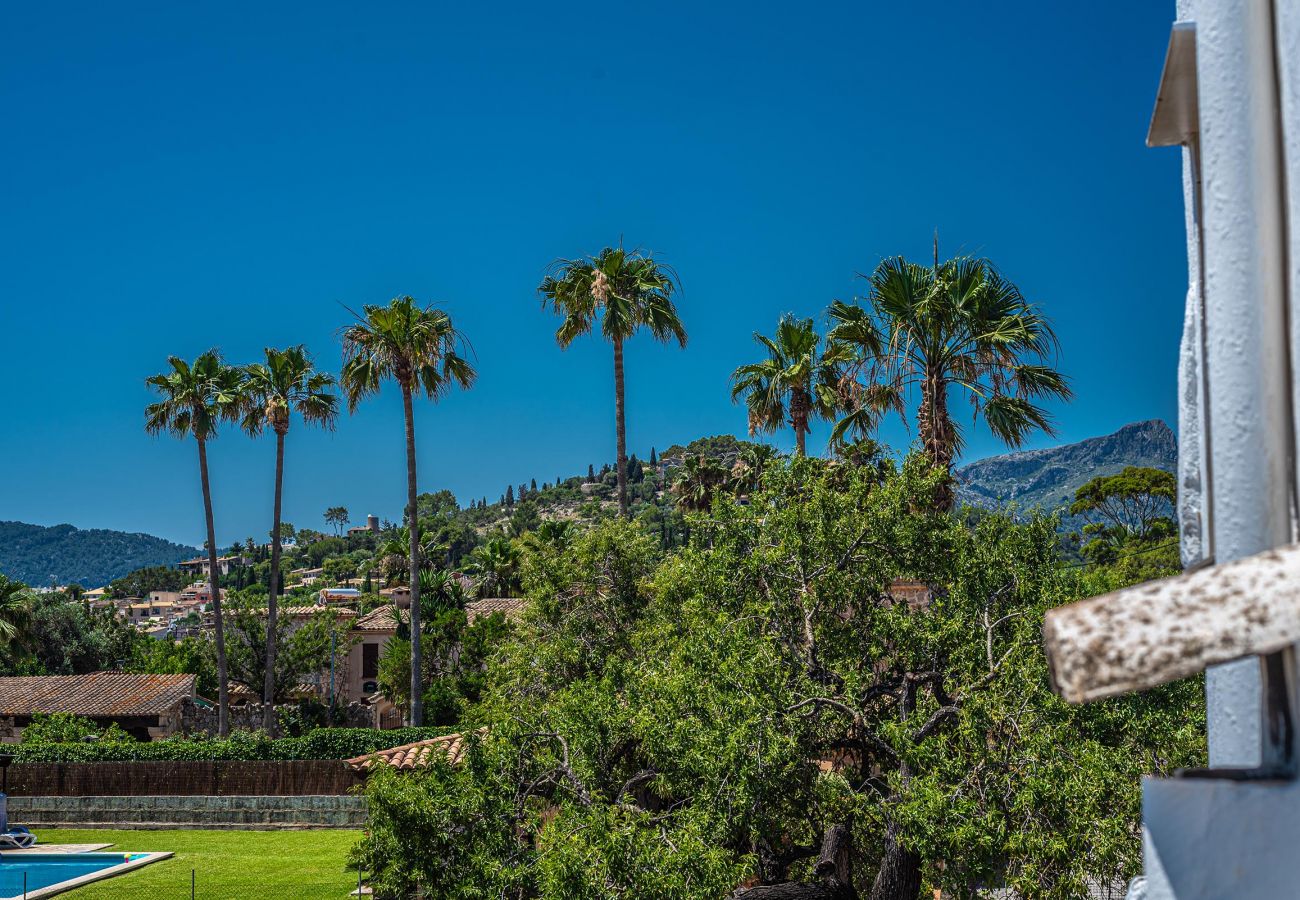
[
  {"x1": 353, "y1": 606, "x2": 398, "y2": 632},
  {"x1": 467, "y1": 597, "x2": 527, "y2": 622},
  {"x1": 346, "y1": 729, "x2": 482, "y2": 772},
  {"x1": 0, "y1": 672, "x2": 195, "y2": 718}
]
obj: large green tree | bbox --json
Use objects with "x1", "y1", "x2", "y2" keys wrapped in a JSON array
[
  {"x1": 145, "y1": 351, "x2": 241, "y2": 735},
  {"x1": 827, "y1": 255, "x2": 1071, "y2": 507},
  {"x1": 341, "y1": 296, "x2": 476, "y2": 727},
  {"x1": 358, "y1": 461, "x2": 1203, "y2": 900},
  {"x1": 239, "y1": 345, "x2": 338, "y2": 726},
  {"x1": 731, "y1": 315, "x2": 841, "y2": 456},
  {"x1": 539, "y1": 246, "x2": 687, "y2": 518}
]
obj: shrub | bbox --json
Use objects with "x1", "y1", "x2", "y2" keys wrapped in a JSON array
[
  {"x1": 11, "y1": 727, "x2": 447, "y2": 763},
  {"x1": 21, "y1": 713, "x2": 134, "y2": 745}
]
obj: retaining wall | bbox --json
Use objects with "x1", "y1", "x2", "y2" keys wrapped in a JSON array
[{"x1": 9, "y1": 795, "x2": 366, "y2": 830}]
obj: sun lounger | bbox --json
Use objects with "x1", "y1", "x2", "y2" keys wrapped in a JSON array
[{"x1": 0, "y1": 828, "x2": 35, "y2": 850}]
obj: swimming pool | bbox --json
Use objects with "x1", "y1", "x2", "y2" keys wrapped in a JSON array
[{"x1": 0, "y1": 852, "x2": 170, "y2": 899}]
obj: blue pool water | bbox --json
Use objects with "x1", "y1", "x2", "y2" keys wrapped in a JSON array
[{"x1": 0, "y1": 852, "x2": 141, "y2": 896}]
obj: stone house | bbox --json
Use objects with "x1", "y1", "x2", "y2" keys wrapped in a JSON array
[{"x1": 0, "y1": 672, "x2": 195, "y2": 742}]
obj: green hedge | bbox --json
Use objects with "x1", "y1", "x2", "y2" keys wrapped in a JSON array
[{"x1": 10, "y1": 727, "x2": 447, "y2": 763}]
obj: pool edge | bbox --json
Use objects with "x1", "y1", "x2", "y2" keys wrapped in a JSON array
[{"x1": 7, "y1": 851, "x2": 174, "y2": 899}]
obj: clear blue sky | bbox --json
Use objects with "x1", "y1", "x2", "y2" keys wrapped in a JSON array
[{"x1": 1, "y1": 1, "x2": 1187, "y2": 548}]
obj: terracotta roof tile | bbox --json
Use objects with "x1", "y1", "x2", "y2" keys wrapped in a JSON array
[
  {"x1": 467, "y1": 598, "x2": 527, "y2": 623},
  {"x1": 0, "y1": 672, "x2": 195, "y2": 718},
  {"x1": 346, "y1": 729, "x2": 484, "y2": 772},
  {"x1": 353, "y1": 606, "x2": 398, "y2": 632}
]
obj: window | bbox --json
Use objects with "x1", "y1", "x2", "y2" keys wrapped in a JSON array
[{"x1": 362, "y1": 642, "x2": 379, "y2": 679}]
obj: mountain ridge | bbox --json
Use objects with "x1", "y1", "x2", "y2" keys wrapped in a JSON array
[
  {"x1": 955, "y1": 419, "x2": 1176, "y2": 528},
  {"x1": 0, "y1": 420, "x2": 1177, "y2": 588}
]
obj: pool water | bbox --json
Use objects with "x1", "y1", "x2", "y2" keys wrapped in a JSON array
[{"x1": 0, "y1": 852, "x2": 144, "y2": 896}]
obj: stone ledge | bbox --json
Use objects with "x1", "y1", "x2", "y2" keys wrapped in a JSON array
[{"x1": 9, "y1": 795, "x2": 366, "y2": 830}]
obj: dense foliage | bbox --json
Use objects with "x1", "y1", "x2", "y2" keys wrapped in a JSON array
[
  {"x1": 356, "y1": 458, "x2": 1203, "y2": 900},
  {"x1": 12, "y1": 726, "x2": 450, "y2": 762},
  {"x1": 0, "y1": 521, "x2": 196, "y2": 589}
]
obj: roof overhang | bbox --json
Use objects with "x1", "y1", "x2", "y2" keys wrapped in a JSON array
[{"x1": 1147, "y1": 22, "x2": 1198, "y2": 148}]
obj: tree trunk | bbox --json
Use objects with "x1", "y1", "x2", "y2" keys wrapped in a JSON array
[
  {"x1": 734, "y1": 822, "x2": 858, "y2": 900},
  {"x1": 197, "y1": 436, "x2": 229, "y2": 738},
  {"x1": 917, "y1": 372, "x2": 954, "y2": 511},
  {"x1": 402, "y1": 382, "x2": 423, "y2": 727},
  {"x1": 791, "y1": 387, "x2": 810, "y2": 456},
  {"x1": 868, "y1": 826, "x2": 922, "y2": 900},
  {"x1": 263, "y1": 428, "x2": 286, "y2": 731},
  {"x1": 614, "y1": 336, "x2": 629, "y2": 518}
]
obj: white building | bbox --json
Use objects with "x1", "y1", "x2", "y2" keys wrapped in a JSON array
[{"x1": 1049, "y1": 4, "x2": 1300, "y2": 897}]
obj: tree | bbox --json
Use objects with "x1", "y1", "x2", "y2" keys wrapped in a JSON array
[
  {"x1": 505, "y1": 485, "x2": 515, "y2": 508},
  {"x1": 464, "y1": 535, "x2": 523, "y2": 598},
  {"x1": 650, "y1": 446, "x2": 658, "y2": 466},
  {"x1": 670, "y1": 453, "x2": 729, "y2": 512},
  {"x1": 1070, "y1": 466, "x2": 1177, "y2": 565},
  {"x1": 223, "y1": 594, "x2": 355, "y2": 706},
  {"x1": 239, "y1": 345, "x2": 339, "y2": 728},
  {"x1": 587, "y1": 464, "x2": 596, "y2": 483},
  {"x1": 730, "y1": 442, "x2": 777, "y2": 495},
  {"x1": 325, "y1": 506, "x2": 350, "y2": 536},
  {"x1": 731, "y1": 315, "x2": 840, "y2": 456},
  {"x1": 0, "y1": 575, "x2": 33, "y2": 652},
  {"x1": 341, "y1": 296, "x2": 476, "y2": 727},
  {"x1": 827, "y1": 253, "x2": 1072, "y2": 507},
  {"x1": 145, "y1": 350, "x2": 241, "y2": 735},
  {"x1": 540, "y1": 245, "x2": 687, "y2": 517},
  {"x1": 357, "y1": 461, "x2": 1204, "y2": 900}
]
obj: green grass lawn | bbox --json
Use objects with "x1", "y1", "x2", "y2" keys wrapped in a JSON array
[{"x1": 38, "y1": 828, "x2": 363, "y2": 897}]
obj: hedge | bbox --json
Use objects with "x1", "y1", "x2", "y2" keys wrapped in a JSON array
[{"x1": 9, "y1": 727, "x2": 449, "y2": 763}]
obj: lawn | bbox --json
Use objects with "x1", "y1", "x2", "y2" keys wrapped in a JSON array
[{"x1": 37, "y1": 828, "x2": 363, "y2": 898}]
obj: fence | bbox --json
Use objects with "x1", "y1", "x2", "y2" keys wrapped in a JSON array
[{"x1": 5, "y1": 760, "x2": 363, "y2": 796}]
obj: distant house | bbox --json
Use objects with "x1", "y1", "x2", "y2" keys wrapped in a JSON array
[
  {"x1": 289, "y1": 567, "x2": 324, "y2": 587},
  {"x1": 178, "y1": 555, "x2": 248, "y2": 578},
  {"x1": 347, "y1": 606, "x2": 398, "y2": 702},
  {"x1": 379, "y1": 585, "x2": 411, "y2": 608},
  {"x1": 318, "y1": 587, "x2": 362, "y2": 604},
  {"x1": 0, "y1": 672, "x2": 195, "y2": 742}
]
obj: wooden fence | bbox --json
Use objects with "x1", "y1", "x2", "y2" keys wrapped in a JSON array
[{"x1": 5, "y1": 760, "x2": 364, "y2": 796}]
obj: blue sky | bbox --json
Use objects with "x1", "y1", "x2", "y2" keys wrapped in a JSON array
[{"x1": 1, "y1": 1, "x2": 1187, "y2": 547}]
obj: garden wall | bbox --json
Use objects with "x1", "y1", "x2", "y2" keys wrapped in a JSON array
[{"x1": 8, "y1": 795, "x2": 366, "y2": 829}]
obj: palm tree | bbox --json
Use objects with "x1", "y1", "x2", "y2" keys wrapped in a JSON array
[
  {"x1": 464, "y1": 535, "x2": 523, "y2": 598},
  {"x1": 145, "y1": 351, "x2": 241, "y2": 735},
  {"x1": 0, "y1": 575, "x2": 34, "y2": 652},
  {"x1": 730, "y1": 443, "x2": 777, "y2": 496},
  {"x1": 340, "y1": 296, "x2": 476, "y2": 727},
  {"x1": 827, "y1": 255, "x2": 1072, "y2": 508},
  {"x1": 539, "y1": 246, "x2": 687, "y2": 518},
  {"x1": 730, "y1": 315, "x2": 840, "y2": 456},
  {"x1": 239, "y1": 345, "x2": 338, "y2": 727},
  {"x1": 670, "y1": 454, "x2": 729, "y2": 512}
]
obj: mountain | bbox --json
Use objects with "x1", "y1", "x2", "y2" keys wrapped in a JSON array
[
  {"x1": 0, "y1": 521, "x2": 198, "y2": 589},
  {"x1": 955, "y1": 419, "x2": 1177, "y2": 529}
]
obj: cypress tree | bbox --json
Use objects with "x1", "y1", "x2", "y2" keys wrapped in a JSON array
[{"x1": 505, "y1": 485, "x2": 515, "y2": 507}]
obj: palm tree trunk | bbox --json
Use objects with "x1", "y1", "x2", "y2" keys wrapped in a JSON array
[
  {"x1": 614, "y1": 336, "x2": 629, "y2": 518},
  {"x1": 402, "y1": 382, "x2": 423, "y2": 727},
  {"x1": 918, "y1": 372, "x2": 955, "y2": 511},
  {"x1": 792, "y1": 387, "x2": 809, "y2": 456},
  {"x1": 197, "y1": 436, "x2": 229, "y2": 738},
  {"x1": 263, "y1": 428, "x2": 286, "y2": 731}
]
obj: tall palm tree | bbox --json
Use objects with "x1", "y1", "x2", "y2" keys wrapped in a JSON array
[
  {"x1": 827, "y1": 255, "x2": 1072, "y2": 508},
  {"x1": 145, "y1": 350, "x2": 242, "y2": 736},
  {"x1": 539, "y1": 246, "x2": 687, "y2": 518},
  {"x1": 730, "y1": 315, "x2": 840, "y2": 456},
  {"x1": 239, "y1": 345, "x2": 338, "y2": 727},
  {"x1": 340, "y1": 296, "x2": 476, "y2": 727}
]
